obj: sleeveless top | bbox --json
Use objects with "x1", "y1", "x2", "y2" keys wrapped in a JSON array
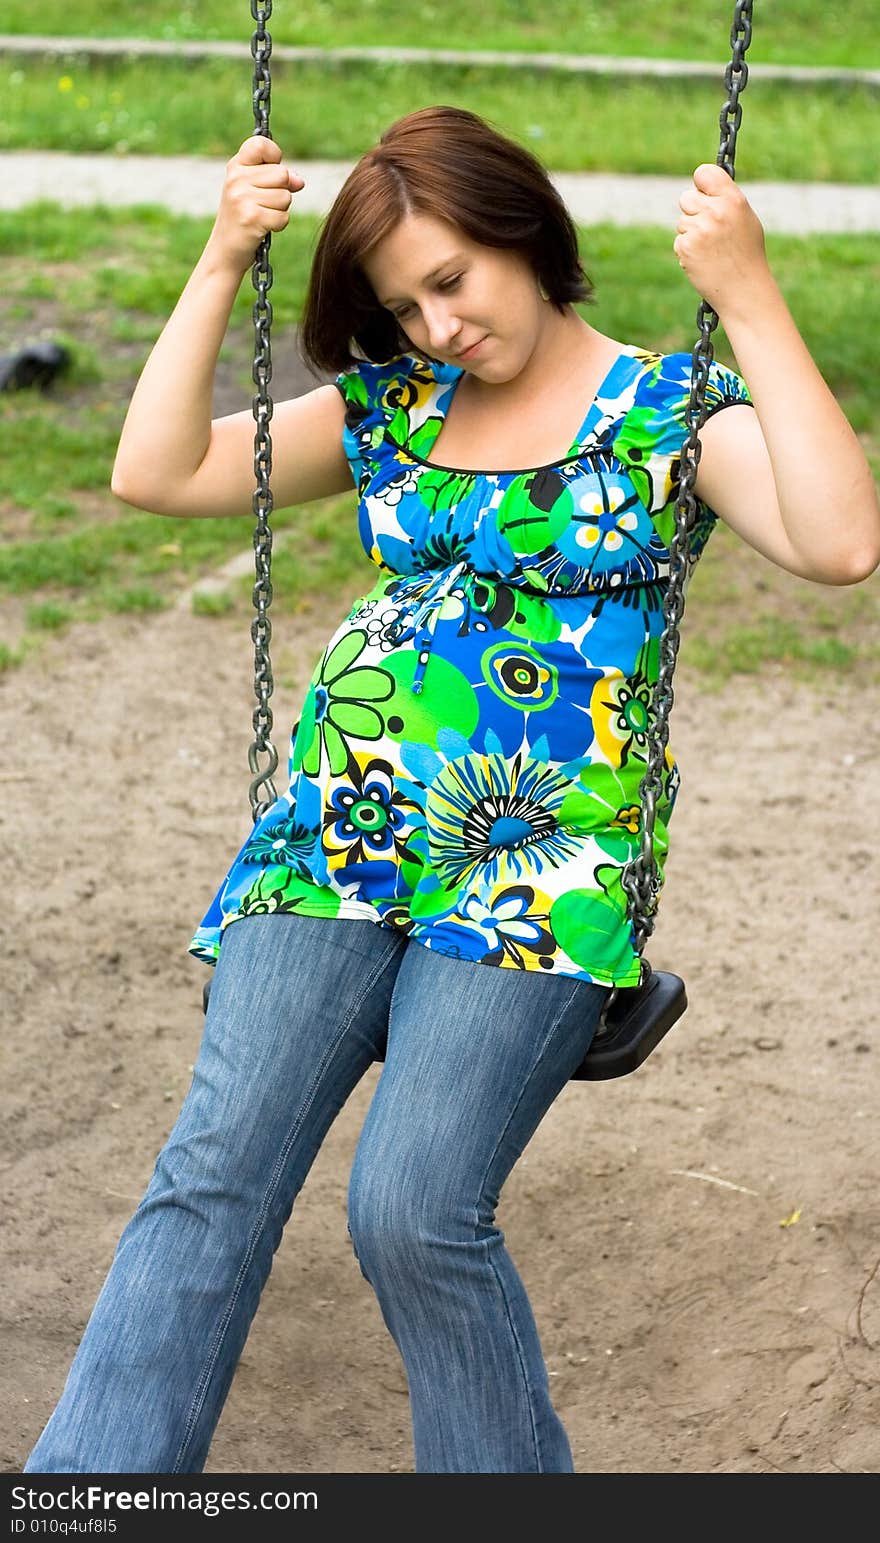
[{"x1": 188, "y1": 345, "x2": 753, "y2": 986}]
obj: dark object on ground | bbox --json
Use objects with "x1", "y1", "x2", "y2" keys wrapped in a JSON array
[{"x1": 0, "y1": 341, "x2": 71, "y2": 393}]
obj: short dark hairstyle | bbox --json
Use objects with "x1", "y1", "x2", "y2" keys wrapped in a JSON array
[{"x1": 297, "y1": 104, "x2": 595, "y2": 376}]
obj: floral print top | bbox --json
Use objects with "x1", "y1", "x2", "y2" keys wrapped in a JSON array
[{"x1": 189, "y1": 345, "x2": 753, "y2": 986}]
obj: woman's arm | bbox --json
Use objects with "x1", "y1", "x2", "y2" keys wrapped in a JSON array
[
  {"x1": 112, "y1": 134, "x2": 304, "y2": 510},
  {"x1": 110, "y1": 239, "x2": 248, "y2": 504},
  {"x1": 676, "y1": 164, "x2": 880, "y2": 586}
]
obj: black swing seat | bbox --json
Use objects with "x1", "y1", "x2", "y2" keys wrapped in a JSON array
[
  {"x1": 570, "y1": 961, "x2": 687, "y2": 1080},
  {"x1": 202, "y1": 958, "x2": 686, "y2": 1082}
]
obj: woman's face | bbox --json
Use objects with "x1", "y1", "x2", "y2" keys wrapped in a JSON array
[{"x1": 362, "y1": 211, "x2": 546, "y2": 379}]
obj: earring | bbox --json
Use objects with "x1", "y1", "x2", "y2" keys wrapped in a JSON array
[{"x1": 538, "y1": 280, "x2": 550, "y2": 302}]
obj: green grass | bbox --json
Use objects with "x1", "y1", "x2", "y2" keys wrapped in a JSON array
[
  {"x1": 4, "y1": 0, "x2": 879, "y2": 68},
  {"x1": 1, "y1": 201, "x2": 877, "y2": 684},
  {"x1": 3, "y1": 55, "x2": 877, "y2": 184},
  {"x1": 0, "y1": 640, "x2": 28, "y2": 672},
  {"x1": 682, "y1": 531, "x2": 878, "y2": 689},
  {"x1": 191, "y1": 588, "x2": 236, "y2": 616},
  {"x1": 25, "y1": 599, "x2": 76, "y2": 630},
  {"x1": 2, "y1": 204, "x2": 877, "y2": 421}
]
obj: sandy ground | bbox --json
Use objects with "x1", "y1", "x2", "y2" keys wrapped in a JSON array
[{"x1": 2, "y1": 573, "x2": 878, "y2": 1476}]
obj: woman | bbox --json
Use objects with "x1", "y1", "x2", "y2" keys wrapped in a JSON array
[{"x1": 25, "y1": 106, "x2": 879, "y2": 1475}]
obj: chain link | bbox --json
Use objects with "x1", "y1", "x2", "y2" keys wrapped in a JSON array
[
  {"x1": 247, "y1": 0, "x2": 280, "y2": 822},
  {"x1": 618, "y1": 0, "x2": 753, "y2": 971}
]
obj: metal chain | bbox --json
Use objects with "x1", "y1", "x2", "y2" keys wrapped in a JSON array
[
  {"x1": 247, "y1": 0, "x2": 280, "y2": 821},
  {"x1": 618, "y1": 0, "x2": 754, "y2": 968}
]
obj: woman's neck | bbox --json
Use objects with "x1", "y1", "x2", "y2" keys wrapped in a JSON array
[{"x1": 465, "y1": 310, "x2": 616, "y2": 409}]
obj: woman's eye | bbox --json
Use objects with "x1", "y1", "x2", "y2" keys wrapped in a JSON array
[{"x1": 394, "y1": 274, "x2": 462, "y2": 320}]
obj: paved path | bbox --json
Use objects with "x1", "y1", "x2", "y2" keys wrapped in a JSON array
[
  {"x1": 2, "y1": 150, "x2": 878, "y2": 234},
  {"x1": 1, "y1": 33, "x2": 877, "y2": 88}
]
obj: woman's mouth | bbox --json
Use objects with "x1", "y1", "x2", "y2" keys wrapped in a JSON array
[{"x1": 457, "y1": 335, "x2": 488, "y2": 360}]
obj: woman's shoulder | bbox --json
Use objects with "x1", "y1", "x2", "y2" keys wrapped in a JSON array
[
  {"x1": 622, "y1": 347, "x2": 752, "y2": 426},
  {"x1": 610, "y1": 346, "x2": 753, "y2": 514},
  {"x1": 334, "y1": 353, "x2": 457, "y2": 449},
  {"x1": 335, "y1": 350, "x2": 451, "y2": 403}
]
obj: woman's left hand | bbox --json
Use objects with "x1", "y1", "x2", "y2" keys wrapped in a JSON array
[{"x1": 674, "y1": 163, "x2": 770, "y2": 315}]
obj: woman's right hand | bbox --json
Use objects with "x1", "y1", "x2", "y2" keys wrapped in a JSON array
[{"x1": 208, "y1": 134, "x2": 306, "y2": 271}]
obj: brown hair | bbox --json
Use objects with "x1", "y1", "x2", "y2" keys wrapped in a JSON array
[{"x1": 298, "y1": 105, "x2": 595, "y2": 376}]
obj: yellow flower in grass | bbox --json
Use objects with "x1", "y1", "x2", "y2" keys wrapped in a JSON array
[{"x1": 58, "y1": 76, "x2": 74, "y2": 92}]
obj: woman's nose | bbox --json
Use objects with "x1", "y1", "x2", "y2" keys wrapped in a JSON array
[{"x1": 422, "y1": 299, "x2": 461, "y2": 351}]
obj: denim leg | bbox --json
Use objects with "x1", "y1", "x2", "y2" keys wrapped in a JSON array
[
  {"x1": 24, "y1": 912, "x2": 405, "y2": 1473},
  {"x1": 347, "y1": 945, "x2": 609, "y2": 1473}
]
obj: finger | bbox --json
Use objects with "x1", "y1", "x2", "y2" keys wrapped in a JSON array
[
  {"x1": 248, "y1": 166, "x2": 300, "y2": 188},
  {"x1": 235, "y1": 133, "x2": 282, "y2": 165},
  {"x1": 253, "y1": 187, "x2": 294, "y2": 210},
  {"x1": 265, "y1": 206, "x2": 296, "y2": 231},
  {"x1": 693, "y1": 162, "x2": 731, "y2": 193}
]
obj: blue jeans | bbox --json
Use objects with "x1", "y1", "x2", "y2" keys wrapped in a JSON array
[{"x1": 25, "y1": 912, "x2": 609, "y2": 1474}]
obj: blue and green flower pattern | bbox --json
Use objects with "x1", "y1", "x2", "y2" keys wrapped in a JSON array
[{"x1": 189, "y1": 346, "x2": 752, "y2": 986}]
